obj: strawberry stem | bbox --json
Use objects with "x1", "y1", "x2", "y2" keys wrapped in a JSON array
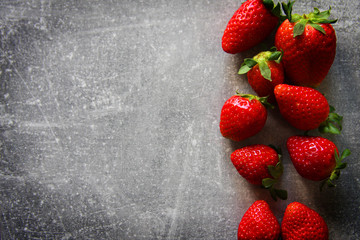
[
  {"x1": 263, "y1": 0, "x2": 284, "y2": 20},
  {"x1": 236, "y1": 93, "x2": 275, "y2": 109},
  {"x1": 238, "y1": 48, "x2": 283, "y2": 81},
  {"x1": 320, "y1": 148, "x2": 351, "y2": 191},
  {"x1": 261, "y1": 150, "x2": 288, "y2": 200},
  {"x1": 280, "y1": 1, "x2": 337, "y2": 37},
  {"x1": 318, "y1": 105, "x2": 343, "y2": 135}
]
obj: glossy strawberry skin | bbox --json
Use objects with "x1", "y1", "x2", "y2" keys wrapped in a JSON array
[
  {"x1": 275, "y1": 20, "x2": 336, "y2": 87},
  {"x1": 274, "y1": 84, "x2": 329, "y2": 131},
  {"x1": 220, "y1": 95, "x2": 267, "y2": 141},
  {"x1": 248, "y1": 61, "x2": 284, "y2": 103},
  {"x1": 238, "y1": 200, "x2": 280, "y2": 240},
  {"x1": 222, "y1": 0, "x2": 279, "y2": 54},
  {"x1": 287, "y1": 136, "x2": 338, "y2": 181},
  {"x1": 282, "y1": 202, "x2": 329, "y2": 240},
  {"x1": 231, "y1": 144, "x2": 279, "y2": 185}
]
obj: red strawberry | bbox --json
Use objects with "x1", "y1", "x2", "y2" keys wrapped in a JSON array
[
  {"x1": 274, "y1": 84, "x2": 343, "y2": 134},
  {"x1": 220, "y1": 94, "x2": 272, "y2": 141},
  {"x1": 275, "y1": 4, "x2": 337, "y2": 87},
  {"x1": 287, "y1": 135, "x2": 350, "y2": 189},
  {"x1": 238, "y1": 48, "x2": 284, "y2": 103},
  {"x1": 231, "y1": 144, "x2": 287, "y2": 200},
  {"x1": 222, "y1": 0, "x2": 281, "y2": 54},
  {"x1": 281, "y1": 202, "x2": 329, "y2": 240},
  {"x1": 238, "y1": 200, "x2": 280, "y2": 240}
]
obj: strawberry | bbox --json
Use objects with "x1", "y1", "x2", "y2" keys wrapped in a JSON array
[
  {"x1": 238, "y1": 200, "x2": 280, "y2": 240},
  {"x1": 231, "y1": 144, "x2": 287, "y2": 200},
  {"x1": 220, "y1": 94, "x2": 272, "y2": 141},
  {"x1": 275, "y1": 3, "x2": 337, "y2": 87},
  {"x1": 238, "y1": 48, "x2": 284, "y2": 103},
  {"x1": 281, "y1": 201, "x2": 329, "y2": 240},
  {"x1": 222, "y1": 0, "x2": 282, "y2": 54},
  {"x1": 274, "y1": 84, "x2": 343, "y2": 134},
  {"x1": 287, "y1": 135, "x2": 350, "y2": 189}
]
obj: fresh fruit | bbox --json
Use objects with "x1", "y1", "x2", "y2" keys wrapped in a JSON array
[
  {"x1": 287, "y1": 135, "x2": 350, "y2": 189},
  {"x1": 275, "y1": 4, "x2": 337, "y2": 87},
  {"x1": 220, "y1": 94, "x2": 272, "y2": 141},
  {"x1": 222, "y1": 0, "x2": 282, "y2": 54},
  {"x1": 238, "y1": 200, "x2": 280, "y2": 240},
  {"x1": 274, "y1": 84, "x2": 343, "y2": 134},
  {"x1": 231, "y1": 144, "x2": 287, "y2": 200},
  {"x1": 238, "y1": 48, "x2": 284, "y2": 103},
  {"x1": 282, "y1": 201, "x2": 329, "y2": 240}
]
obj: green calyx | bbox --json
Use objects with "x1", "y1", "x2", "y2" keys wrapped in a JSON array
[
  {"x1": 262, "y1": 0, "x2": 283, "y2": 19},
  {"x1": 236, "y1": 92, "x2": 275, "y2": 109},
  {"x1": 281, "y1": 1, "x2": 337, "y2": 37},
  {"x1": 320, "y1": 148, "x2": 351, "y2": 191},
  {"x1": 263, "y1": 0, "x2": 284, "y2": 20},
  {"x1": 318, "y1": 105, "x2": 343, "y2": 135},
  {"x1": 238, "y1": 47, "x2": 283, "y2": 81},
  {"x1": 262, "y1": 145, "x2": 288, "y2": 201}
]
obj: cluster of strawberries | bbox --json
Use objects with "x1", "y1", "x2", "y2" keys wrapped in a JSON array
[{"x1": 219, "y1": 0, "x2": 351, "y2": 239}]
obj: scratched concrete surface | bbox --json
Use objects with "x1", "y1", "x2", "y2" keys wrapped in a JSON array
[{"x1": 0, "y1": 0, "x2": 359, "y2": 239}]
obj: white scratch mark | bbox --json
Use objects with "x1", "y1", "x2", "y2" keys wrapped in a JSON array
[
  {"x1": 167, "y1": 122, "x2": 195, "y2": 238},
  {"x1": 10, "y1": 61, "x2": 62, "y2": 147}
]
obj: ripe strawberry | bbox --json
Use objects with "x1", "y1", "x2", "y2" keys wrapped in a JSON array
[
  {"x1": 231, "y1": 144, "x2": 287, "y2": 200},
  {"x1": 238, "y1": 48, "x2": 284, "y2": 103},
  {"x1": 275, "y1": 4, "x2": 337, "y2": 87},
  {"x1": 274, "y1": 84, "x2": 343, "y2": 134},
  {"x1": 220, "y1": 94, "x2": 272, "y2": 141},
  {"x1": 287, "y1": 135, "x2": 350, "y2": 189},
  {"x1": 222, "y1": 0, "x2": 281, "y2": 54},
  {"x1": 282, "y1": 202, "x2": 329, "y2": 240},
  {"x1": 238, "y1": 200, "x2": 280, "y2": 240}
]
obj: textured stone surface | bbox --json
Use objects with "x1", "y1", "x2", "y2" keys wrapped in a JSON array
[{"x1": 0, "y1": 0, "x2": 359, "y2": 239}]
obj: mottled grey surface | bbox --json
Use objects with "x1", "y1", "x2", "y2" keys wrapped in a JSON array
[{"x1": 0, "y1": 0, "x2": 359, "y2": 239}]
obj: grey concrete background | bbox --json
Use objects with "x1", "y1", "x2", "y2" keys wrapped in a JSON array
[{"x1": 0, "y1": 0, "x2": 359, "y2": 239}]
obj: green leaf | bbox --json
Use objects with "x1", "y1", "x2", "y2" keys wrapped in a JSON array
[
  {"x1": 312, "y1": 18, "x2": 337, "y2": 24},
  {"x1": 307, "y1": 6, "x2": 337, "y2": 25},
  {"x1": 281, "y1": 1, "x2": 295, "y2": 22},
  {"x1": 341, "y1": 149, "x2": 351, "y2": 159},
  {"x1": 269, "y1": 187, "x2": 278, "y2": 201},
  {"x1": 258, "y1": 61, "x2": 272, "y2": 81},
  {"x1": 336, "y1": 162, "x2": 347, "y2": 170},
  {"x1": 326, "y1": 179, "x2": 336, "y2": 188},
  {"x1": 334, "y1": 149, "x2": 340, "y2": 163},
  {"x1": 328, "y1": 123, "x2": 341, "y2": 134},
  {"x1": 318, "y1": 109, "x2": 343, "y2": 134},
  {"x1": 238, "y1": 58, "x2": 257, "y2": 74},
  {"x1": 328, "y1": 112, "x2": 343, "y2": 122},
  {"x1": 313, "y1": 7, "x2": 330, "y2": 19},
  {"x1": 269, "y1": 46, "x2": 277, "y2": 52},
  {"x1": 238, "y1": 64, "x2": 252, "y2": 75},
  {"x1": 268, "y1": 145, "x2": 282, "y2": 155},
  {"x1": 274, "y1": 189, "x2": 288, "y2": 200},
  {"x1": 329, "y1": 171, "x2": 340, "y2": 181},
  {"x1": 329, "y1": 105, "x2": 335, "y2": 112},
  {"x1": 262, "y1": 0, "x2": 274, "y2": 11},
  {"x1": 291, "y1": 14, "x2": 302, "y2": 23},
  {"x1": 262, "y1": 178, "x2": 276, "y2": 189},
  {"x1": 268, "y1": 51, "x2": 282, "y2": 61},
  {"x1": 268, "y1": 162, "x2": 283, "y2": 179},
  {"x1": 320, "y1": 148, "x2": 350, "y2": 191},
  {"x1": 272, "y1": 3, "x2": 282, "y2": 19},
  {"x1": 257, "y1": 96, "x2": 275, "y2": 109},
  {"x1": 293, "y1": 19, "x2": 308, "y2": 37},
  {"x1": 313, "y1": 7, "x2": 320, "y2": 15},
  {"x1": 309, "y1": 23, "x2": 326, "y2": 34}
]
